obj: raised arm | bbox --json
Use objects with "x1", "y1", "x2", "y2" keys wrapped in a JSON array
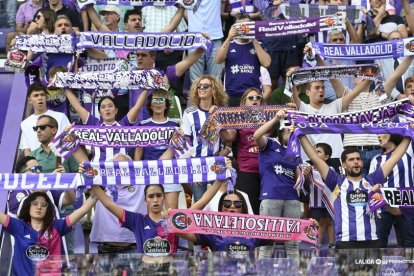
[
  {"x1": 127, "y1": 90, "x2": 147, "y2": 124},
  {"x1": 341, "y1": 79, "x2": 372, "y2": 111},
  {"x1": 252, "y1": 39, "x2": 271, "y2": 68},
  {"x1": 67, "y1": 193, "x2": 98, "y2": 226},
  {"x1": 161, "y1": 6, "x2": 185, "y2": 33},
  {"x1": 299, "y1": 135, "x2": 330, "y2": 180},
  {"x1": 403, "y1": 0, "x2": 414, "y2": 35},
  {"x1": 253, "y1": 110, "x2": 285, "y2": 149},
  {"x1": 175, "y1": 47, "x2": 206, "y2": 77},
  {"x1": 86, "y1": 5, "x2": 110, "y2": 32},
  {"x1": 62, "y1": 190, "x2": 76, "y2": 207},
  {"x1": 190, "y1": 179, "x2": 226, "y2": 210},
  {"x1": 381, "y1": 137, "x2": 411, "y2": 178},
  {"x1": 92, "y1": 185, "x2": 124, "y2": 220},
  {"x1": 384, "y1": 56, "x2": 414, "y2": 95},
  {"x1": 65, "y1": 90, "x2": 89, "y2": 124},
  {"x1": 215, "y1": 28, "x2": 237, "y2": 64}
]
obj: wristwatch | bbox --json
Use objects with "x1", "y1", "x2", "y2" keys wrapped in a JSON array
[{"x1": 225, "y1": 146, "x2": 232, "y2": 154}]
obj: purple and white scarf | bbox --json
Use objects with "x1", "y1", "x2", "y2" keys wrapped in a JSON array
[
  {"x1": 233, "y1": 13, "x2": 345, "y2": 40},
  {"x1": 287, "y1": 98, "x2": 414, "y2": 125},
  {"x1": 368, "y1": 187, "x2": 414, "y2": 213},
  {"x1": 51, "y1": 126, "x2": 177, "y2": 159},
  {"x1": 0, "y1": 173, "x2": 82, "y2": 191},
  {"x1": 15, "y1": 32, "x2": 211, "y2": 54},
  {"x1": 77, "y1": 57, "x2": 132, "y2": 73},
  {"x1": 4, "y1": 49, "x2": 27, "y2": 73},
  {"x1": 49, "y1": 69, "x2": 167, "y2": 90},
  {"x1": 76, "y1": 0, "x2": 202, "y2": 11},
  {"x1": 287, "y1": 122, "x2": 414, "y2": 161},
  {"x1": 283, "y1": 64, "x2": 384, "y2": 98},
  {"x1": 311, "y1": 38, "x2": 414, "y2": 60},
  {"x1": 279, "y1": 3, "x2": 364, "y2": 24},
  {"x1": 82, "y1": 156, "x2": 231, "y2": 185}
]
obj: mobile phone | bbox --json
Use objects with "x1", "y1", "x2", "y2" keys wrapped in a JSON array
[{"x1": 56, "y1": 156, "x2": 62, "y2": 169}]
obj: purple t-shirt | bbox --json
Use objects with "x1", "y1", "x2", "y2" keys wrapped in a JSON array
[
  {"x1": 5, "y1": 216, "x2": 72, "y2": 276},
  {"x1": 129, "y1": 65, "x2": 178, "y2": 122},
  {"x1": 225, "y1": 41, "x2": 261, "y2": 96},
  {"x1": 137, "y1": 118, "x2": 179, "y2": 160},
  {"x1": 85, "y1": 114, "x2": 133, "y2": 162},
  {"x1": 120, "y1": 210, "x2": 178, "y2": 255},
  {"x1": 258, "y1": 138, "x2": 300, "y2": 200},
  {"x1": 196, "y1": 234, "x2": 260, "y2": 253}
]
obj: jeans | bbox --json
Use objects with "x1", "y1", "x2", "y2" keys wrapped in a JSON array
[
  {"x1": 189, "y1": 39, "x2": 223, "y2": 82},
  {"x1": 258, "y1": 199, "x2": 301, "y2": 265},
  {"x1": 360, "y1": 149, "x2": 382, "y2": 176},
  {"x1": 192, "y1": 182, "x2": 208, "y2": 203},
  {"x1": 376, "y1": 211, "x2": 414, "y2": 247}
]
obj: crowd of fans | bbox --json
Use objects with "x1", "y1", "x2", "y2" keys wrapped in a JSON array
[{"x1": 1, "y1": 0, "x2": 414, "y2": 274}]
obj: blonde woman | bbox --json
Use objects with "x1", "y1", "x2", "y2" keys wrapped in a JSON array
[{"x1": 181, "y1": 75, "x2": 229, "y2": 201}]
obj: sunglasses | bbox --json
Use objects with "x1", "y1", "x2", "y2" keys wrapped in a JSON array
[
  {"x1": 151, "y1": 98, "x2": 166, "y2": 104},
  {"x1": 197, "y1": 83, "x2": 212, "y2": 90},
  {"x1": 35, "y1": 14, "x2": 43, "y2": 20},
  {"x1": 23, "y1": 165, "x2": 43, "y2": 173},
  {"x1": 31, "y1": 201, "x2": 48, "y2": 208},
  {"x1": 223, "y1": 200, "x2": 243, "y2": 208},
  {"x1": 246, "y1": 95, "x2": 262, "y2": 101},
  {"x1": 33, "y1": 124, "x2": 55, "y2": 131}
]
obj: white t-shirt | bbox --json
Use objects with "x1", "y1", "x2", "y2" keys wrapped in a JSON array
[
  {"x1": 203, "y1": 190, "x2": 254, "y2": 214},
  {"x1": 299, "y1": 99, "x2": 344, "y2": 159},
  {"x1": 20, "y1": 110, "x2": 70, "y2": 151}
]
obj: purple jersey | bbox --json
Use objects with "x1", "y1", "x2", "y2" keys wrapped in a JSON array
[
  {"x1": 85, "y1": 114, "x2": 133, "y2": 161},
  {"x1": 196, "y1": 234, "x2": 260, "y2": 253},
  {"x1": 4, "y1": 216, "x2": 72, "y2": 276},
  {"x1": 137, "y1": 118, "x2": 179, "y2": 160},
  {"x1": 224, "y1": 41, "x2": 261, "y2": 96},
  {"x1": 120, "y1": 210, "x2": 178, "y2": 255},
  {"x1": 258, "y1": 138, "x2": 299, "y2": 200},
  {"x1": 325, "y1": 168, "x2": 385, "y2": 242}
]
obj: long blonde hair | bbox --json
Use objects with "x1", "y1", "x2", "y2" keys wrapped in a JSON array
[{"x1": 189, "y1": 75, "x2": 228, "y2": 107}]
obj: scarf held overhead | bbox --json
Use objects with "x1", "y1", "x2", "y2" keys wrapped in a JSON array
[
  {"x1": 49, "y1": 69, "x2": 167, "y2": 90},
  {"x1": 82, "y1": 156, "x2": 231, "y2": 185},
  {"x1": 311, "y1": 38, "x2": 414, "y2": 60},
  {"x1": 287, "y1": 98, "x2": 414, "y2": 125},
  {"x1": 283, "y1": 64, "x2": 384, "y2": 98},
  {"x1": 200, "y1": 105, "x2": 291, "y2": 149},
  {"x1": 76, "y1": 0, "x2": 202, "y2": 11},
  {"x1": 0, "y1": 173, "x2": 82, "y2": 191},
  {"x1": 278, "y1": 3, "x2": 364, "y2": 24},
  {"x1": 233, "y1": 13, "x2": 345, "y2": 40},
  {"x1": 287, "y1": 122, "x2": 414, "y2": 160},
  {"x1": 15, "y1": 32, "x2": 211, "y2": 54},
  {"x1": 51, "y1": 126, "x2": 177, "y2": 159},
  {"x1": 167, "y1": 209, "x2": 319, "y2": 246}
]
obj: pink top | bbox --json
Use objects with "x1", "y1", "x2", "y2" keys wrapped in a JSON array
[
  {"x1": 16, "y1": 0, "x2": 43, "y2": 25},
  {"x1": 236, "y1": 128, "x2": 259, "y2": 173}
]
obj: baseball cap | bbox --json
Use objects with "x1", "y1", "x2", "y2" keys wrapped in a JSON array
[{"x1": 99, "y1": 5, "x2": 121, "y2": 16}]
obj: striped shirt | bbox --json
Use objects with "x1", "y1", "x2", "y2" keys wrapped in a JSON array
[
  {"x1": 369, "y1": 143, "x2": 414, "y2": 188},
  {"x1": 343, "y1": 92, "x2": 381, "y2": 147},
  {"x1": 85, "y1": 114, "x2": 133, "y2": 161},
  {"x1": 142, "y1": 6, "x2": 187, "y2": 33},
  {"x1": 182, "y1": 106, "x2": 221, "y2": 157},
  {"x1": 325, "y1": 168, "x2": 384, "y2": 242}
]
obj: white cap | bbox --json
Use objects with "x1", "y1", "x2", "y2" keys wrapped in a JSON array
[{"x1": 99, "y1": 5, "x2": 121, "y2": 16}]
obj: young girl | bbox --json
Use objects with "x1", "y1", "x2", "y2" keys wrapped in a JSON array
[{"x1": 0, "y1": 191, "x2": 97, "y2": 275}]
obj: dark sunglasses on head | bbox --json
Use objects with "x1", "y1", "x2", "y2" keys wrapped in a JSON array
[
  {"x1": 23, "y1": 165, "x2": 43, "y2": 173},
  {"x1": 151, "y1": 98, "x2": 166, "y2": 104},
  {"x1": 197, "y1": 83, "x2": 212, "y2": 90},
  {"x1": 33, "y1": 125, "x2": 55, "y2": 131},
  {"x1": 246, "y1": 95, "x2": 262, "y2": 101},
  {"x1": 35, "y1": 14, "x2": 43, "y2": 20},
  {"x1": 223, "y1": 199, "x2": 243, "y2": 208}
]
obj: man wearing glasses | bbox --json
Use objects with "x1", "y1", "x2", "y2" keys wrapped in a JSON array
[{"x1": 20, "y1": 83, "x2": 70, "y2": 156}]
